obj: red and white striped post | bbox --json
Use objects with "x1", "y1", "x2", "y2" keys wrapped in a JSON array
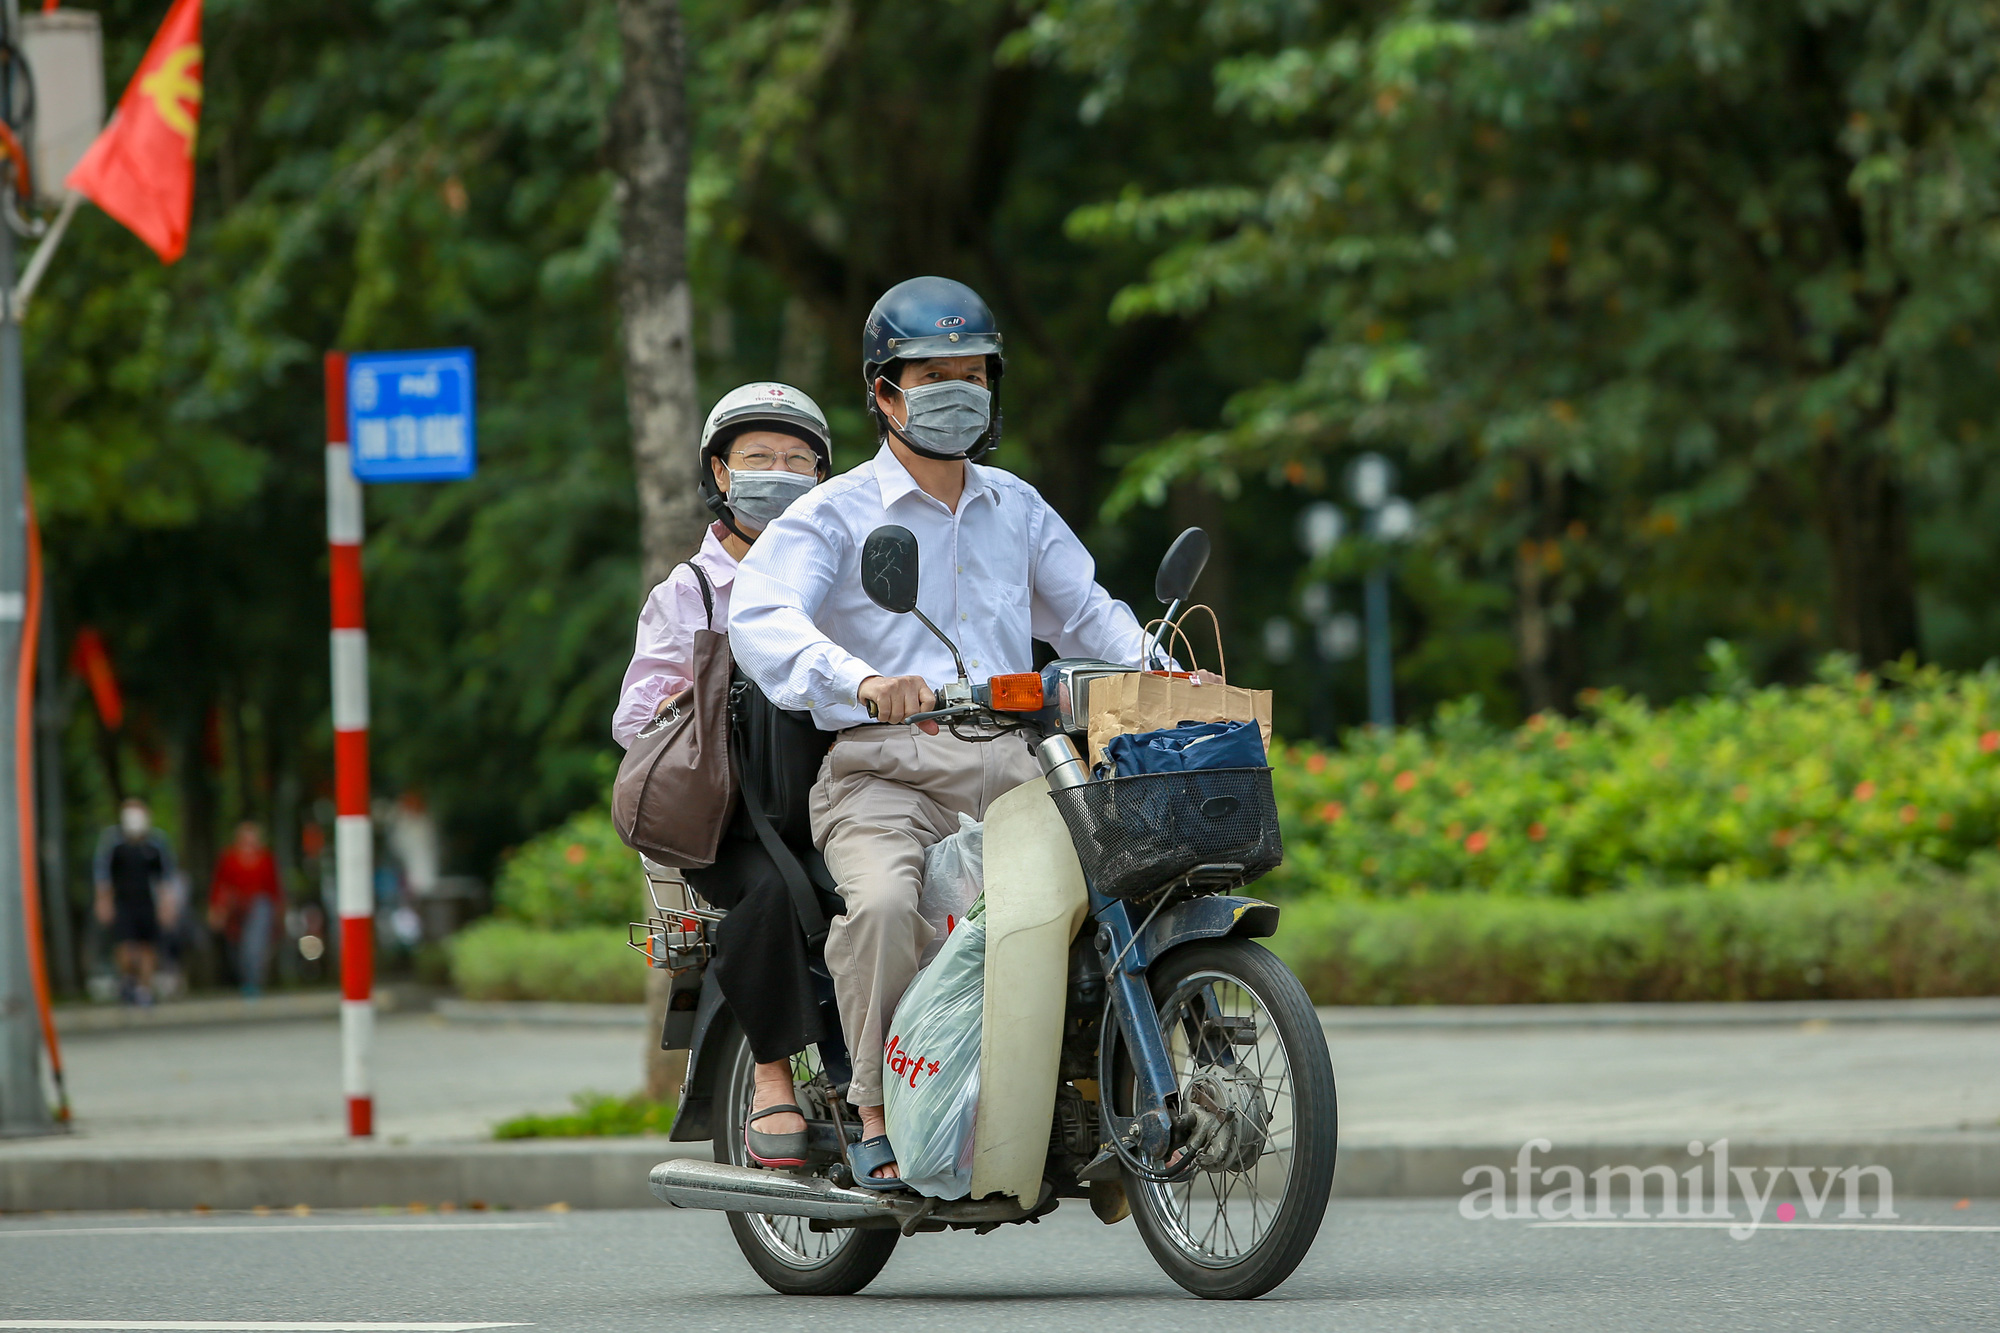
[{"x1": 325, "y1": 351, "x2": 374, "y2": 1138}]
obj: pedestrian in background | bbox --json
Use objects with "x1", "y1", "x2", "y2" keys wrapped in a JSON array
[
  {"x1": 209, "y1": 820, "x2": 283, "y2": 998},
  {"x1": 92, "y1": 798, "x2": 178, "y2": 1006}
]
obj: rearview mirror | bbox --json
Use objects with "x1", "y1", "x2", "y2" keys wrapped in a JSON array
[
  {"x1": 862, "y1": 525, "x2": 921, "y2": 615},
  {"x1": 1155, "y1": 527, "x2": 1211, "y2": 604}
]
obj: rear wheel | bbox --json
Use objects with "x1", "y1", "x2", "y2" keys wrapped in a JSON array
[
  {"x1": 1117, "y1": 938, "x2": 1337, "y2": 1299},
  {"x1": 714, "y1": 1024, "x2": 898, "y2": 1295}
]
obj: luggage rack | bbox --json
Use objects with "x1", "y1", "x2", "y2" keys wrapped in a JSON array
[{"x1": 628, "y1": 865, "x2": 728, "y2": 975}]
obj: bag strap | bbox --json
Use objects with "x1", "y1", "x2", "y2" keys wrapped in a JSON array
[
  {"x1": 1143, "y1": 604, "x2": 1227, "y2": 682},
  {"x1": 736, "y1": 760, "x2": 830, "y2": 950},
  {"x1": 687, "y1": 562, "x2": 716, "y2": 630}
]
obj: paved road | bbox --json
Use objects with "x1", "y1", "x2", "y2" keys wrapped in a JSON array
[
  {"x1": 2, "y1": 1200, "x2": 1996, "y2": 1331},
  {"x1": 22, "y1": 1008, "x2": 2000, "y2": 1156}
]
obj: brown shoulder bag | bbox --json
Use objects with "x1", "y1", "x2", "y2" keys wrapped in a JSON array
[{"x1": 612, "y1": 564, "x2": 735, "y2": 867}]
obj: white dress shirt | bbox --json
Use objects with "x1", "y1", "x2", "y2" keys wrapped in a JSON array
[
  {"x1": 612, "y1": 522, "x2": 738, "y2": 748},
  {"x1": 731, "y1": 444, "x2": 1153, "y2": 730}
]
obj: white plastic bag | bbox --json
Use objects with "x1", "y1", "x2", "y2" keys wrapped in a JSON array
[
  {"x1": 918, "y1": 813, "x2": 984, "y2": 968},
  {"x1": 882, "y1": 898, "x2": 986, "y2": 1199}
]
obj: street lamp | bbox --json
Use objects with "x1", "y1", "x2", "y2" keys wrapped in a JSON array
[{"x1": 1348, "y1": 453, "x2": 1412, "y2": 728}]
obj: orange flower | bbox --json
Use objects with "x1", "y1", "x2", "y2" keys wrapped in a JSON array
[
  {"x1": 1899, "y1": 804, "x2": 1918, "y2": 825},
  {"x1": 1554, "y1": 732, "x2": 1573, "y2": 751},
  {"x1": 1527, "y1": 821, "x2": 1547, "y2": 842},
  {"x1": 1319, "y1": 801, "x2": 1346, "y2": 823},
  {"x1": 1306, "y1": 753, "x2": 1328, "y2": 775},
  {"x1": 1394, "y1": 770, "x2": 1417, "y2": 793},
  {"x1": 564, "y1": 843, "x2": 587, "y2": 865},
  {"x1": 1465, "y1": 830, "x2": 1490, "y2": 854},
  {"x1": 1732, "y1": 784, "x2": 1750, "y2": 803},
  {"x1": 1981, "y1": 731, "x2": 1999, "y2": 754},
  {"x1": 1853, "y1": 781, "x2": 1876, "y2": 802},
  {"x1": 1772, "y1": 827, "x2": 1795, "y2": 849}
]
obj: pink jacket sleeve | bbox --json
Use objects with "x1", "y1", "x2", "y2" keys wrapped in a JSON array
[{"x1": 612, "y1": 567, "x2": 718, "y2": 748}]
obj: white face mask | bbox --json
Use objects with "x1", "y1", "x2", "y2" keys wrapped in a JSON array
[
  {"x1": 726, "y1": 468, "x2": 816, "y2": 532},
  {"x1": 121, "y1": 807, "x2": 150, "y2": 837}
]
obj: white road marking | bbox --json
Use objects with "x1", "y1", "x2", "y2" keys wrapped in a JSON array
[
  {"x1": 0, "y1": 1223, "x2": 554, "y2": 1239},
  {"x1": 0, "y1": 1324, "x2": 529, "y2": 1331},
  {"x1": 1531, "y1": 1220, "x2": 2000, "y2": 1234}
]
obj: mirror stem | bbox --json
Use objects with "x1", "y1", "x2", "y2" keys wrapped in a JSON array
[
  {"x1": 1146, "y1": 599, "x2": 1184, "y2": 670},
  {"x1": 911, "y1": 607, "x2": 970, "y2": 682}
]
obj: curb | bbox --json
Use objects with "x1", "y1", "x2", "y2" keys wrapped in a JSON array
[
  {"x1": 1316, "y1": 996, "x2": 2000, "y2": 1030},
  {"x1": 5, "y1": 1137, "x2": 1997, "y2": 1213},
  {"x1": 433, "y1": 1000, "x2": 647, "y2": 1027},
  {"x1": 54, "y1": 986, "x2": 438, "y2": 1036}
]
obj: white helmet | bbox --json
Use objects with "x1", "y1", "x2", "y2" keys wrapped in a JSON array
[
  {"x1": 698, "y1": 382, "x2": 833, "y2": 540},
  {"x1": 698, "y1": 382, "x2": 832, "y2": 463}
]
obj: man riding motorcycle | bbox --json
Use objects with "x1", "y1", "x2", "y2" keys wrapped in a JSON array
[{"x1": 730, "y1": 277, "x2": 1160, "y2": 1186}]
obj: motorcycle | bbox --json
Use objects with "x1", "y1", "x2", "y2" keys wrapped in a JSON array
[{"x1": 633, "y1": 526, "x2": 1337, "y2": 1300}]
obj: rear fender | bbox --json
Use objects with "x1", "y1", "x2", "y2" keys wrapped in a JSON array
[
  {"x1": 667, "y1": 968, "x2": 733, "y2": 1142},
  {"x1": 1128, "y1": 895, "x2": 1278, "y2": 976}
]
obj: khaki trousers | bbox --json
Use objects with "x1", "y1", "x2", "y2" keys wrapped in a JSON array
[{"x1": 809, "y1": 725, "x2": 1042, "y2": 1106}]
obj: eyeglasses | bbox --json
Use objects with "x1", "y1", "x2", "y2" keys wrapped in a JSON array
[{"x1": 728, "y1": 446, "x2": 822, "y2": 476}]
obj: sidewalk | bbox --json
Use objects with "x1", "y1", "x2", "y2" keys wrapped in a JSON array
[{"x1": 5, "y1": 997, "x2": 1998, "y2": 1209}]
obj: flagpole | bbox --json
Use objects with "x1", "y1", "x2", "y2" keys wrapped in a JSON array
[{"x1": 0, "y1": 0, "x2": 55, "y2": 1138}]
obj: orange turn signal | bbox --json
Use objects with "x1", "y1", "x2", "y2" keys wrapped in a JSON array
[{"x1": 988, "y1": 672, "x2": 1045, "y2": 712}]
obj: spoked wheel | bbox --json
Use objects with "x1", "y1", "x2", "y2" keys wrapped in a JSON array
[
  {"x1": 1115, "y1": 939, "x2": 1337, "y2": 1299},
  {"x1": 714, "y1": 1025, "x2": 898, "y2": 1295}
]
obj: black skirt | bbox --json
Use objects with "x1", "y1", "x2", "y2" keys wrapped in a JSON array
[{"x1": 685, "y1": 837, "x2": 829, "y2": 1065}]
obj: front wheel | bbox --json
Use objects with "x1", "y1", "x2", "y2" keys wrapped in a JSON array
[
  {"x1": 1119, "y1": 938, "x2": 1337, "y2": 1299},
  {"x1": 713, "y1": 1023, "x2": 898, "y2": 1295}
]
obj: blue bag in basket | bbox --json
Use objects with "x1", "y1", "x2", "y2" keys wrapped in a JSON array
[{"x1": 1105, "y1": 719, "x2": 1267, "y2": 778}]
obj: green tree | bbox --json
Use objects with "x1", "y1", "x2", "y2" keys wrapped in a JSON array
[{"x1": 1037, "y1": 0, "x2": 2000, "y2": 710}]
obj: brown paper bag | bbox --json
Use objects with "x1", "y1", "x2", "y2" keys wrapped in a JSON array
[{"x1": 1086, "y1": 607, "x2": 1272, "y2": 766}]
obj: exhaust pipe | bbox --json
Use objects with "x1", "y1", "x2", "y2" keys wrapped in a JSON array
[{"x1": 650, "y1": 1158, "x2": 905, "y2": 1223}]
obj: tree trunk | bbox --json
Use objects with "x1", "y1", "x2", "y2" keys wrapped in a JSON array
[
  {"x1": 614, "y1": 0, "x2": 702, "y2": 1102},
  {"x1": 614, "y1": 0, "x2": 706, "y2": 591},
  {"x1": 1817, "y1": 438, "x2": 1919, "y2": 667}
]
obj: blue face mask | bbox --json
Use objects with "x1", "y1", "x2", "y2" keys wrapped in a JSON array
[
  {"x1": 890, "y1": 378, "x2": 993, "y2": 459},
  {"x1": 726, "y1": 468, "x2": 815, "y2": 532}
]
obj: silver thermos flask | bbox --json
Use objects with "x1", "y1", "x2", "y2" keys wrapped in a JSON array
[{"x1": 1037, "y1": 734, "x2": 1091, "y2": 790}]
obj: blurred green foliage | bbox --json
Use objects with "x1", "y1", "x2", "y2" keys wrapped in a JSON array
[
  {"x1": 36, "y1": 0, "x2": 2000, "y2": 901},
  {"x1": 491, "y1": 808, "x2": 637, "y2": 929},
  {"x1": 1270, "y1": 861, "x2": 2000, "y2": 1005},
  {"x1": 493, "y1": 1091, "x2": 674, "y2": 1139},
  {"x1": 1272, "y1": 660, "x2": 2000, "y2": 897}
]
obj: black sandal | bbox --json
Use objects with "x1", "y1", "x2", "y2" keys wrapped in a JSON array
[{"x1": 745, "y1": 1104, "x2": 808, "y2": 1168}]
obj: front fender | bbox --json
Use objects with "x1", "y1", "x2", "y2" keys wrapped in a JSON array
[{"x1": 1126, "y1": 894, "x2": 1278, "y2": 975}]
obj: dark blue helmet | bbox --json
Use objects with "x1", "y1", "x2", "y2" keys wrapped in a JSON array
[{"x1": 863, "y1": 276, "x2": 1006, "y2": 459}]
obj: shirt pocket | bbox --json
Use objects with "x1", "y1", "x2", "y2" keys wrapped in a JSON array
[{"x1": 963, "y1": 573, "x2": 1032, "y2": 668}]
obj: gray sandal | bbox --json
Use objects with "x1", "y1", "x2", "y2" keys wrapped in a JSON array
[
  {"x1": 846, "y1": 1134, "x2": 908, "y2": 1191},
  {"x1": 745, "y1": 1104, "x2": 808, "y2": 1168}
]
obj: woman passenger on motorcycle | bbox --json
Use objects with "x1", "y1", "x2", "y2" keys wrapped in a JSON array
[{"x1": 613, "y1": 382, "x2": 833, "y2": 1166}]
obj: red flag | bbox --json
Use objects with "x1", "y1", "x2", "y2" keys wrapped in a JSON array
[
  {"x1": 66, "y1": 0, "x2": 203, "y2": 264},
  {"x1": 68, "y1": 628, "x2": 124, "y2": 732}
]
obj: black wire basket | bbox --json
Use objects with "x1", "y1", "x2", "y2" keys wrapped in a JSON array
[{"x1": 1048, "y1": 766, "x2": 1283, "y2": 900}]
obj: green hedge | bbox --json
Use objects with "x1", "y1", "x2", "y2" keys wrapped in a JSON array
[
  {"x1": 1272, "y1": 661, "x2": 2000, "y2": 897},
  {"x1": 491, "y1": 807, "x2": 640, "y2": 929},
  {"x1": 1267, "y1": 864, "x2": 2000, "y2": 1006},
  {"x1": 448, "y1": 922, "x2": 641, "y2": 1003}
]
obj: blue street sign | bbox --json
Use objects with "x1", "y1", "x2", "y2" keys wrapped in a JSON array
[{"x1": 347, "y1": 348, "x2": 477, "y2": 483}]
